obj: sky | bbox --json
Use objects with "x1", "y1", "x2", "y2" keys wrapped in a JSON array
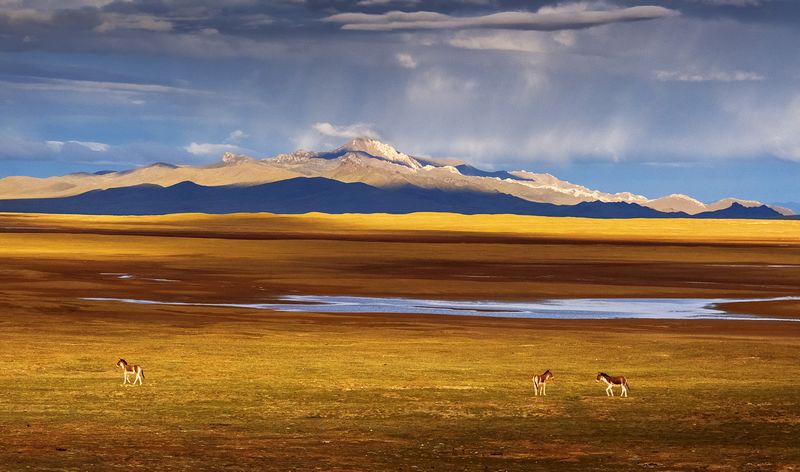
[{"x1": 0, "y1": 0, "x2": 799, "y2": 205}]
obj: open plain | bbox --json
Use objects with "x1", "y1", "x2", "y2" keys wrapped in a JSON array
[{"x1": 1, "y1": 212, "x2": 800, "y2": 471}]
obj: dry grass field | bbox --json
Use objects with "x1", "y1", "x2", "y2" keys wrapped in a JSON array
[{"x1": 1, "y1": 212, "x2": 800, "y2": 471}]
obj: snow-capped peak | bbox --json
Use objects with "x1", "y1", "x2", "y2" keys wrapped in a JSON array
[{"x1": 338, "y1": 138, "x2": 423, "y2": 170}]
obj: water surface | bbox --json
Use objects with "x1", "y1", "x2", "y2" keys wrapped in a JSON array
[{"x1": 82, "y1": 295, "x2": 800, "y2": 322}]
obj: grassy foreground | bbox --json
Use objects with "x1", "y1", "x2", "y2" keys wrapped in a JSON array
[
  {"x1": 2, "y1": 307, "x2": 799, "y2": 471},
  {"x1": 1, "y1": 212, "x2": 799, "y2": 470}
]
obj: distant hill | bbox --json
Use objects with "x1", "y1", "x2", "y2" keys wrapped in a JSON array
[
  {"x1": 0, "y1": 178, "x2": 784, "y2": 219},
  {"x1": 693, "y1": 202, "x2": 784, "y2": 219},
  {"x1": 0, "y1": 138, "x2": 791, "y2": 218}
]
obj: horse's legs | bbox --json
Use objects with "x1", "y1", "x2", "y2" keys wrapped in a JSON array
[
  {"x1": 134, "y1": 371, "x2": 142, "y2": 385},
  {"x1": 607, "y1": 385, "x2": 613, "y2": 396},
  {"x1": 621, "y1": 385, "x2": 627, "y2": 397},
  {"x1": 542, "y1": 383, "x2": 547, "y2": 396},
  {"x1": 532, "y1": 378, "x2": 539, "y2": 396}
]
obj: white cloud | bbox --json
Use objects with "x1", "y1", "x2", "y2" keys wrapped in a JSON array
[
  {"x1": 432, "y1": 120, "x2": 635, "y2": 163},
  {"x1": 693, "y1": 0, "x2": 763, "y2": 5},
  {"x1": 239, "y1": 13, "x2": 274, "y2": 28},
  {"x1": 654, "y1": 69, "x2": 765, "y2": 82},
  {"x1": 323, "y1": 5, "x2": 678, "y2": 31},
  {"x1": 447, "y1": 30, "x2": 551, "y2": 53},
  {"x1": 294, "y1": 122, "x2": 381, "y2": 150},
  {"x1": 552, "y1": 30, "x2": 576, "y2": 47},
  {"x1": 226, "y1": 129, "x2": 249, "y2": 142},
  {"x1": 0, "y1": 77, "x2": 197, "y2": 95},
  {"x1": 722, "y1": 94, "x2": 800, "y2": 161},
  {"x1": 46, "y1": 140, "x2": 109, "y2": 152},
  {"x1": 406, "y1": 69, "x2": 477, "y2": 103},
  {"x1": 356, "y1": 0, "x2": 421, "y2": 5},
  {"x1": 395, "y1": 52, "x2": 417, "y2": 69},
  {"x1": 0, "y1": 0, "x2": 115, "y2": 9},
  {"x1": 184, "y1": 142, "x2": 245, "y2": 156},
  {"x1": 94, "y1": 14, "x2": 173, "y2": 33},
  {"x1": 312, "y1": 122, "x2": 381, "y2": 140}
]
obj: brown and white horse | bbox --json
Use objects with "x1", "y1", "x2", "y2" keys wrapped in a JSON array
[
  {"x1": 116, "y1": 358, "x2": 145, "y2": 386},
  {"x1": 596, "y1": 372, "x2": 629, "y2": 397},
  {"x1": 532, "y1": 369, "x2": 554, "y2": 396}
]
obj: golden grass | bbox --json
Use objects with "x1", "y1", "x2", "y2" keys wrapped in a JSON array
[
  {"x1": 1, "y1": 305, "x2": 800, "y2": 471},
  {"x1": 3, "y1": 211, "x2": 800, "y2": 244},
  {"x1": 0, "y1": 212, "x2": 799, "y2": 470},
  {"x1": 2, "y1": 212, "x2": 799, "y2": 302}
]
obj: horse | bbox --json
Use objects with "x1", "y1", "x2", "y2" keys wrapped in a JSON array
[
  {"x1": 116, "y1": 358, "x2": 145, "y2": 386},
  {"x1": 596, "y1": 372, "x2": 629, "y2": 397},
  {"x1": 532, "y1": 369, "x2": 554, "y2": 396}
]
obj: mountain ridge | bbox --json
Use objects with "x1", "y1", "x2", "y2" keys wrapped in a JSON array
[
  {"x1": 0, "y1": 178, "x2": 784, "y2": 219},
  {"x1": 0, "y1": 137, "x2": 790, "y2": 216}
]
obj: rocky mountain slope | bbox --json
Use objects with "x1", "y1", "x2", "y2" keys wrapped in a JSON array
[
  {"x1": 0, "y1": 178, "x2": 783, "y2": 219},
  {"x1": 0, "y1": 138, "x2": 790, "y2": 216}
]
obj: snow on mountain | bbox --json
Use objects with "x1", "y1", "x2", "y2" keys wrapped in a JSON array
[
  {"x1": 335, "y1": 138, "x2": 423, "y2": 170},
  {"x1": 508, "y1": 170, "x2": 649, "y2": 205},
  {"x1": 0, "y1": 137, "x2": 790, "y2": 215}
]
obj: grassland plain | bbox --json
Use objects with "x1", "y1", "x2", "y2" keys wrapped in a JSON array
[{"x1": 1, "y1": 212, "x2": 800, "y2": 471}]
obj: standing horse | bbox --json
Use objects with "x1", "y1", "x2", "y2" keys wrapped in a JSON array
[
  {"x1": 116, "y1": 358, "x2": 145, "y2": 386},
  {"x1": 532, "y1": 369, "x2": 554, "y2": 396},
  {"x1": 596, "y1": 372, "x2": 629, "y2": 397}
]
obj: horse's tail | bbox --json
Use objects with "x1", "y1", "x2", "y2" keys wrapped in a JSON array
[
  {"x1": 140, "y1": 368, "x2": 145, "y2": 380},
  {"x1": 623, "y1": 377, "x2": 630, "y2": 391}
]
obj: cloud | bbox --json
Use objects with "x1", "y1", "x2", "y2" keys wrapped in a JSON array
[
  {"x1": 184, "y1": 142, "x2": 248, "y2": 156},
  {"x1": 447, "y1": 30, "x2": 552, "y2": 53},
  {"x1": 226, "y1": 129, "x2": 249, "y2": 143},
  {"x1": 425, "y1": 119, "x2": 635, "y2": 164},
  {"x1": 692, "y1": 0, "x2": 764, "y2": 5},
  {"x1": 322, "y1": 5, "x2": 679, "y2": 31},
  {"x1": 552, "y1": 30, "x2": 576, "y2": 47},
  {"x1": 294, "y1": 122, "x2": 381, "y2": 150},
  {"x1": 94, "y1": 13, "x2": 173, "y2": 33},
  {"x1": 46, "y1": 140, "x2": 109, "y2": 152},
  {"x1": 312, "y1": 122, "x2": 381, "y2": 140},
  {"x1": 0, "y1": 77, "x2": 198, "y2": 95},
  {"x1": 406, "y1": 69, "x2": 477, "y2": 103},
  {"x1": 654, "y1": 69, "x2": 765, "y2": 82},
  {"x1": 356, "y1": 0, "x2": 422, "y2": 6},
  {"x1": 0, "y1": 131, "x2": 119, "y2": 163},
  {"x1": 395, "y1": 52, "x2": 417, "y2": 69}
]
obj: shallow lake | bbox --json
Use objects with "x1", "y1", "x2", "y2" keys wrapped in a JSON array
[{"x1": 82, "y1": 295, "x2": 800, "y2": 322}]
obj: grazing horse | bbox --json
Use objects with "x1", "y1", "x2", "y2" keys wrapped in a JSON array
[
  {"x1": 532, "y1": 369, "x2": 554, "y2": 396},
  {"x1": 116, "y1": 358, "x2": 144, "y2": 386},
  {"x1": 596, "y1": 372, "x2": 629, "y2": 397}
]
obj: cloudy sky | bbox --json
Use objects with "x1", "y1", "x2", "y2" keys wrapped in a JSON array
[{"x1": 1, "y1": 0, "x2": 798, "y2": 204}]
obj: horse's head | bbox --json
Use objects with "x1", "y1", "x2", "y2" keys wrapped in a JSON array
[
  {"x1": 595, "y1": 372, "x2": 604, "y2": 382},
  {"x1": 545, "y1": 370, "x2": 553, "y2": 381},
  {"x1": 116, "y1": 358, "x2": 127, "y2": 368}
]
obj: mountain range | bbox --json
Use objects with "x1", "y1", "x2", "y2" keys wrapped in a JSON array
[{"x1": 0, "y1": 138, "x2": 790, "y2": 219}]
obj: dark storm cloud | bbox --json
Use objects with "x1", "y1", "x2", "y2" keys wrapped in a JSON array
[
  {"x1": 323, "y1": 6, "x2": 678, "y2": 31},
  {"x1": 0, "y1": 0, "x2": 795, "y2": 56},
  {"x1": 2, "y1": 0, "x2": 800, "y2": 193}
]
